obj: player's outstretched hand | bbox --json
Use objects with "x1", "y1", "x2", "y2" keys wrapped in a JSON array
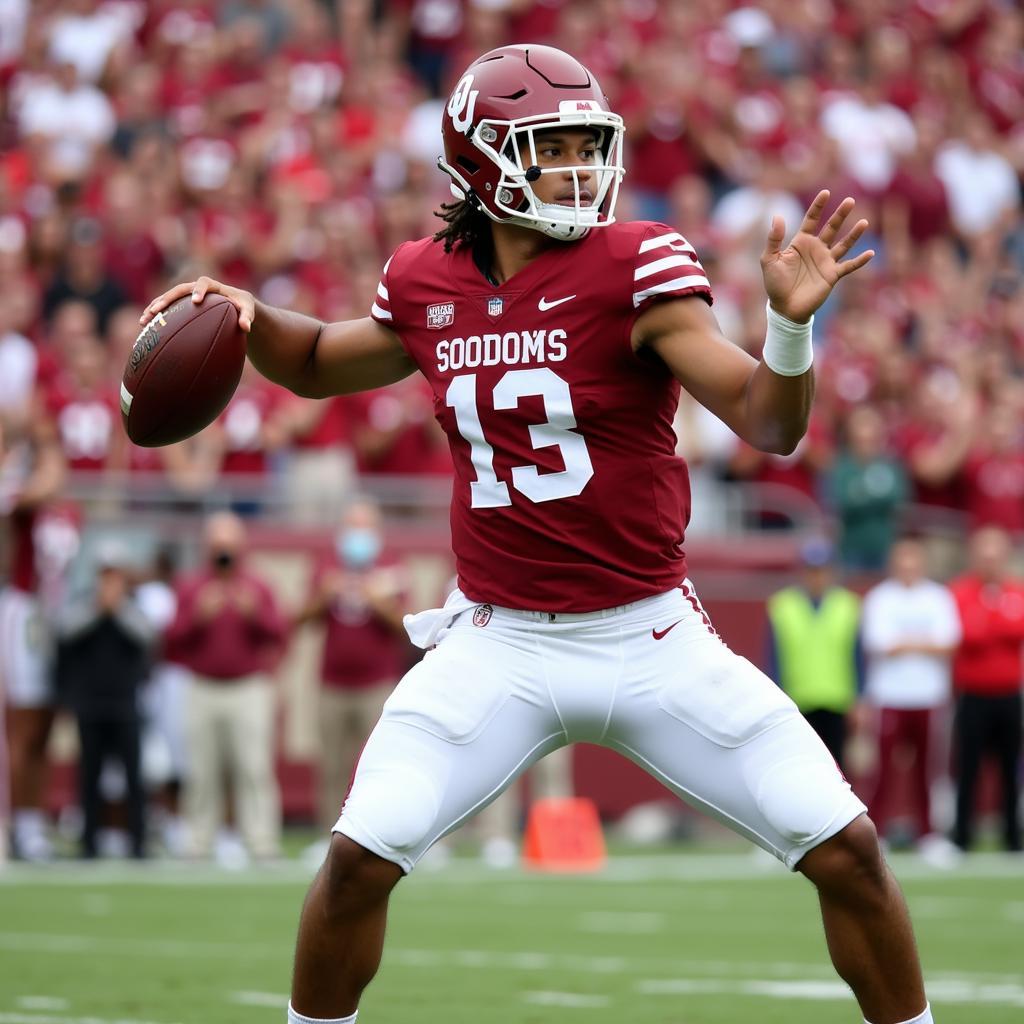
[
  {"x1": 760, "y1": 190, "x2": 874, "y2": 324},
  {"x1": 139, "y1": 276, "x2": 256, "y2": 332}
]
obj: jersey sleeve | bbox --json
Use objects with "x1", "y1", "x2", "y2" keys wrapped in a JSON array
[
  {"x1": 369, "y1": 253, "x2": 396, "y2": 327},
  {"x1": 631, "y1": 223, "x2": 713, "y2": 312}
]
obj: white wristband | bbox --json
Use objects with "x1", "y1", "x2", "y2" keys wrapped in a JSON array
[{"x1": 762, "y1": 301, "x2": 813, "y2": 377}]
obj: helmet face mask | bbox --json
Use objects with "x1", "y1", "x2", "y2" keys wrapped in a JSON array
[{"x1": 439, "y1": 45, "x2": 626, "y2": 242}]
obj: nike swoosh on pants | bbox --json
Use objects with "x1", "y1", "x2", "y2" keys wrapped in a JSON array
[{"x1": 651, "y1": 620, "x2": 683, "y2": 640}]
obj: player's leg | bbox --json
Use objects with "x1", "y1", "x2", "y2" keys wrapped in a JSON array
[
  {"x1": 606, "y1": 585, "x2": 929, "y2": 1024},
  {"x1": 288, "y1": 617, "x2": 565, "y2": 1020},
  {"x1": 797, "y1": 817, "x2": 926, "y2": 1023}
]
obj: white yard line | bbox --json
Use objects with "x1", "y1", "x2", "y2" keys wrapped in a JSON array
[
  {"x1": 2, "y1": 852, "x2": 1021, "y2": 887},
  {"x1": 13, "y1": 1003, "x2": 68, "y2": 1013},
  {"x1": 578, "y1": 911, "x2": 665, "y2": 933},
  {"x1": 0, "y1": 1015, "x2": 182, "y2": 1024},
  {"x1": 2, "y1": 929, "x2": 1022, "y2": 987},
  {"x1": 229, "y1": 992, "x2": 287, "y2": 1009},
  {"x1": 522, "y1": 991, "x2": 610, "y2": 1009},
  {"x1": 637, "y1": 977, "x2": 1024, "y2": 1007}
]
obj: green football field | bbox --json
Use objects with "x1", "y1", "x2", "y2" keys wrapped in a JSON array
[{"x1": 1, "y1": 850, "x2": 1022, "y2": 1024}]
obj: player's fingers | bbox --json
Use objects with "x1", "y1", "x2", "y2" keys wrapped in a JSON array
[
  {"x1": 238, "y1": 296, "x2": 255, "y2": 333},
  {"x1": 191, "y1": 276, "x2": 215, "y2": 303},
  {"x1": 818, "y1": 197, "x2": 857, "y2": 246},
  {"x1": 796, "y1": 189, "x2": 830, "y2": 236},
  {"x1": 829, "y1": 218, "x2": 869, "y2": 260},
  {"x1": 139, "y1": 281, "x2": 195, "y2": 324},
  {"x1": 761, "y1": 214, "x2": 786, "y2": 261},
  {"x1": 835, "y1": 248, "x2": 875, "y2": 279}
]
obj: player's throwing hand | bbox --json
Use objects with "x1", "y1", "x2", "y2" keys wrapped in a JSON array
[
  {"x1": 140, "y1": 276, "x2": 256, "y2": 333},
  {"x1": 761, "y1": 190, "x2": 874, "y2": 324}
]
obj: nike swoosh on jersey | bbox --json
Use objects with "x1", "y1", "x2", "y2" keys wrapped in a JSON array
[
  {"x1": 537, "y1": 294, "x2": 576, "y2": 311},
  {"x1": 652, "y1": 620, "x2": 683, "y2": 640}
]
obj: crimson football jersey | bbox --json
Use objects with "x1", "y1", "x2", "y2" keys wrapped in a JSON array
[{"x1": 371, "y1": 221, "x2": 712, "y2": 611}]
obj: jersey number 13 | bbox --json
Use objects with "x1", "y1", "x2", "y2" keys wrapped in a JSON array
[{"x1": 446, "y1": 368, "x2": 594, "y2": 507}]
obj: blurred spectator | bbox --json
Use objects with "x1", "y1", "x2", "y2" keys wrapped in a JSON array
[
  {"x1": 42, "y1": 218, "x2": 126, "y2": 334},
  {"x1": 44, "y1": 333, "x2": 121, "y2": 474},
  {"x1": 820, "y1": 77, "x2": 915, "y2": 192},
  {"x1": 212, "y1": 363, "x2": 289, "y2": 515},
  {"x1": 934, "y1": 111, "x2": 1020, "y2": 243},
  {"x1": 961, "y1": 401, "x2": 1024, "y2": 535},
  {"x1": 861, "y1": 536, "x2": 961, "y2": 852},
  {"x1": 14, "y1": 58, "x2": 116, "y2": 184},
  {"x1": 948, "y1": 527, "x2": 1024, "y2": 853},
  {"x1": 56, "y1": 540, "x2": 153, "y2": 859},
  {"x1": 294, "y1": 498, "x2": 409, "y2": 838},
  {"x1": 46, "y1": 0, "x2": 136, "y2": 85},
  {"x1": 345, "y1": 376, "x2": 452, "y2": 480},
  {"x1": 829, "y1": 405, "x2": 909, "y2": 573},
  {"x1": 276, "y1": 394, "x2": 355, "y2": 525},
  {"x1": 0, "y1": 407, "x2": 65, "y2": 862},
  {"x1": 166, "y1": 512, "x2": 287, "y2": 861},
  {"x1": 766, "y1": 538, "x2": 862, "y2": 770}
]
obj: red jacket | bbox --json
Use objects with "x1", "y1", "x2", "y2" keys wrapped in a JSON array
[
  {"x1": 950, "y1": 575, "x2": 1024, "y2": 695},
  {"x1": 166, "y1": 567, "x2": 287, "y2": 680}
]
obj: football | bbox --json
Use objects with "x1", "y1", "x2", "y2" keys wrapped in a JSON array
[{"x1": 120, "y1": 294, "x2": 246, "y2": 447}]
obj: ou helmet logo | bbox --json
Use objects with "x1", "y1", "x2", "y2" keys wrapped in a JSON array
[{"x1": 447, "y1": 73, "x2": 478, "y2": 134}]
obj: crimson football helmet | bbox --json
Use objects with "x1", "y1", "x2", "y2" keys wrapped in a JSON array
[{"x1": 439, "y1": 44, "x2": 625, "y2": 241}]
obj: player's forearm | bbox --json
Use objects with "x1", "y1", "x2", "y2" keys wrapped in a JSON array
[
  {"x1": 742, "y1": 361, "x2": 814, "y2": 455},
  {"x1": 246, "y1": 301, "x2": 326, "y2": 396}
]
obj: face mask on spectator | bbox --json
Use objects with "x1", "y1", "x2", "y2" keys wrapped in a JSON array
[
  {"x1": 337, "y1": 529, "x2": 380, "y2": 569},
  {"x1": 212, "y1": 550, "x2": 235, "y2": 570}
]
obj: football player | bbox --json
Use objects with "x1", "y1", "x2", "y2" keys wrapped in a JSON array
[{"x1": 142, "y1": 44, "x2": 933, "y2": 1024}]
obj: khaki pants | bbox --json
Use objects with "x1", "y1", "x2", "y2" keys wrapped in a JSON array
[
  {"x1": 184, "y1": 674, "x2": 280, "y2": 858},
  {"x1": 318, "y1": 682, "x2": 394, "y2": 831}
]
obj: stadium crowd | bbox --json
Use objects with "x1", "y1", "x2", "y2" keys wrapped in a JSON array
[{"x1": 1, "y1": 0, "x2": 1023, "y2": 860}]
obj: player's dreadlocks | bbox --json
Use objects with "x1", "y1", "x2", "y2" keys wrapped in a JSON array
[{"x1": 432, "y1": 197, "x2": 491, "y2": 253}]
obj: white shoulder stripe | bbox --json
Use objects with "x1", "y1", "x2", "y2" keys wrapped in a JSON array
[
  {"x1": 377, "y1": 281, "x2": 389, "y2": 301},
  {"x1": 632, "y1": 274, "x2": 710, "y2": 307},
  {"x1": 371, "y1": 302, "x2": 392, "y2": 321},
  {"x1": 382, "y1": 256, "x2": 392, "y2": 273},
  {"x1": 634, "y1": 253, "x2": 704, "y2": 282},
  {"x1": 638, "y1": 231, "x2": 692, "y2": 254}
]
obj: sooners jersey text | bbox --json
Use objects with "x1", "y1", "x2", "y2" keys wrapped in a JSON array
[{"x1": 371, "y1": 221, "x2": 712, "y2": 612}]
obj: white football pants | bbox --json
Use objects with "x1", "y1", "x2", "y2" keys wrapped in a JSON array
[{"x1": 335, "y1": 583, "x2": 865, "y2": 872}]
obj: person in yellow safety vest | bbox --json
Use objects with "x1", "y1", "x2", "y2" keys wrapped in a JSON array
[{"x1": 766, "y1": 537, "x2": 863, "y2": 772}]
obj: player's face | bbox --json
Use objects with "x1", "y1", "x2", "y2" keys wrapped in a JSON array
[{"x1": 519, "y1": 129, "x2": 598, "y2": 207}]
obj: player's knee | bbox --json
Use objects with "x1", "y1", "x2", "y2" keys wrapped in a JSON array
[
  {"x1": 344, "y1": 766, "x2": 442, "y2": 854},
  {"x1": 320, "y1": 834, "x2": 402, "y2": 917},
  {"x1": 800, "y1": 816, "x2": 888, "y2": 898},
  {"x1": 755, "y1": 757, "x2": 851, "y2": 846}
]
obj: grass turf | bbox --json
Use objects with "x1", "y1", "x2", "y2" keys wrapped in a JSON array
[{"x1": 0, "y1": 850, "x2": 1022, "y2": 1023}]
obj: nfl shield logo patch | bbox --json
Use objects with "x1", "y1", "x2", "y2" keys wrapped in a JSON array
[
  {"x1": 472, "y1": 603, "x2": 493, "y2": 627},
  {"x1": 426, "y1": 301, "x2": 455, "y2": 329},
  {"x1": 487, "y1": 296, "x2": 504, "y2": 318}
]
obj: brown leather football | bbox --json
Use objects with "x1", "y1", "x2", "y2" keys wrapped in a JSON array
[{"x1": 121, "y1": 294, "x2": 246, "y2": 447}]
